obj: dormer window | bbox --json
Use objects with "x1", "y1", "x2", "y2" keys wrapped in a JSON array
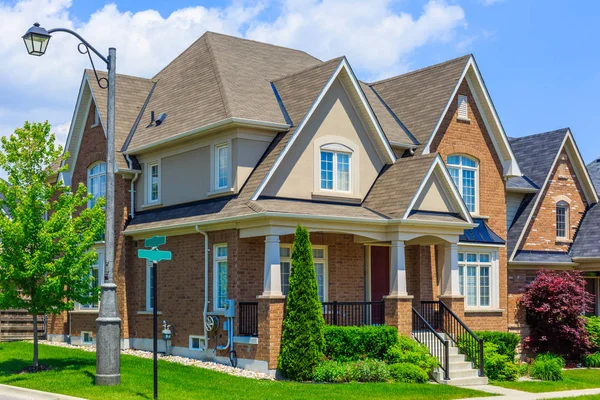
[
  {"x1": 458, "y1": 95, "x2": 469, "y2": 121},
  {"x1": 556, "y1": 201, "x2": 569, "y2": 239},
  {"x1": 448, "y1": 154, "x2": 478, "y2": 213},
  {"x1": 87, "y1": 162, "x2": 106, "y2": 208},
  {"x1": 215, "y1": 143, "x2": 229, "y2": 189},
  {"x1": 320, "y1": 144, "x2": 351, "y2": 193}
]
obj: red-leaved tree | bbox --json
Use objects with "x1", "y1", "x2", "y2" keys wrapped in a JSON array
[{"x1": 520, "y1": 270, "x2": 594, "y2": 360}]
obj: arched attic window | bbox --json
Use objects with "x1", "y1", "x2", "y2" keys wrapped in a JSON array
[
  {"x1": 556, "y1": 201, "x2": 569, "y2": 239},
  {"x1": 319, "y1": 143, "x2": 352, "y2": 193},
  {"x1": 447, "y1": 154, "x2": 479, "y2": 214},
  {"x1": 87, "y1": 162, "x2": 106, "y2": 208}
]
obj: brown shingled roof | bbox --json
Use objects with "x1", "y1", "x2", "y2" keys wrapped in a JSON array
[{"x1": 370, "y1": 55, "x2": 471, "y2": 154}]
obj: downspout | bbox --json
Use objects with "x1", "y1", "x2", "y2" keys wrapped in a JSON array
[
  {"x1": 195, "y1": 226, "x2": 209, "y2": 351},
  {"x1": 125, "y1": 154, "x2": 140, "y2": 219}
]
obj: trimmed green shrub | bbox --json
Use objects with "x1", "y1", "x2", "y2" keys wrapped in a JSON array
[
  {"x1": 583, "y1": 352, "x2": 600, "y2": 368},
  {"x1": 384, "y1": 335, "x2": 439, "y2": 374},
  {"x1": 517, "y1": 362, "x2": 529, "y2": 377},
  {"x1": 353, "y1": 359, "x2": 391, "y2": 382},
  {"x1": 586, "y1": 316, "x2": 600, "y2": 351},
  {"x1": 312, "y1": 359, "x2": 390, "y2": 383},
  {"x1": 475, "y1": 331, "x2": 520, "y2": 361},
  {"x1": 530, "y1": 354, "x2": 564, "y2": 381},
  {"x1": 278, "y1": 225, "x2": 326, "y2": 381},
  {"x1": 389, "y1": 363, "x2": 429, "y2": 383},
  {"x1": 483, "y1": 342, "x2": 520, "y2": 382},
  {"x1": 323, "y1": 325, "x2": 399, "y2": 362}
]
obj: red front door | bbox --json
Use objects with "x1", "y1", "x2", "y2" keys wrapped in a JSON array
[{"x1": 371, "y1": 246, "x2": 390, "y2": 302}]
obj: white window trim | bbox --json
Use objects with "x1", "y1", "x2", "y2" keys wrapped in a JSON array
[
  {"x1": 79, "y1": 247, "x2": 104, "y2": 311},
  {"x1": 312, "y1": 137, "x2": 360, "y2": 199},
  {"x1": 457, "y1": 247, "x2": 499, "y2": 310},
  {"x1": 457, "y1": 94, "x2": 469, "y2": 121},
  {"x1": 213, "y1": 243, "x2": 228, "y2": 311},
  {"x1": 189, "y1": 335, "x2": 205, "y2": 351},
  {"x1": 81, "y1": 331, "x2": 94, "y2": 345},
  {"x1": 87, "y1": 161, "x2": 106, "y2": 209},
  {"x1": 279, "y1": 244, "x2": 328, "y2": 302},
  {"x1": 447, "y1": 154, "x2": 479, "y2": 215},
  {"x1": 210, "y1": 141, "x2": 232, "y2": 194},
  {"x1": 556, "y1": 201, "x2": 569, "y2": 240},
  {"x1": 91, "y1": 109, "x2": 100, "y2": 128},
  {"x1": 145, "y1": 160, "x2": 161, "y2": 205},
  {"x1": 145, "y1": 259, "x2": 154, "y2": 312}
]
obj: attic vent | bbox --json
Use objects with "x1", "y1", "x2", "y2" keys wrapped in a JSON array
[{"x1": 457, "y1": 95, "x2": 468, "y2": 120}]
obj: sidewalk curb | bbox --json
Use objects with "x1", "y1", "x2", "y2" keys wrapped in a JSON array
[{"x1": 0, "y1": 384, "x2": 86, "y2": 400}]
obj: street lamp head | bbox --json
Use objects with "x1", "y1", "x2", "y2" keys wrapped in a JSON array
[{"x1": 22, "y1": 23, "x2": 51, "y2": 56}]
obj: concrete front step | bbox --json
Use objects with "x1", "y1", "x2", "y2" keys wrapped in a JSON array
[
  {"x1": 434, "y1": 366, "x2": 480, "y2": 380},
  {"x1": 437, "y1": 376, "x2": 489, "y2": 386}
]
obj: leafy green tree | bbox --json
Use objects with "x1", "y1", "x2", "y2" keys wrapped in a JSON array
[
  {"x1": 0, "y1": 121, "x2": 105, "y2": 370},
  {"x1": 278, "y1": 225, "x2": 325, "y2": 380}
]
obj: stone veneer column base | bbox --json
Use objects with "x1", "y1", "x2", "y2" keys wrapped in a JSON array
[
  {"x1": 256, "y1": 295, "x2": 286, "y2": 370},
  {"x1": 384, "y1": 295, "x2": 414, "y2": 337},
  {"x1": 439, "y1": 295, "x2": 465, "y2": 320}
]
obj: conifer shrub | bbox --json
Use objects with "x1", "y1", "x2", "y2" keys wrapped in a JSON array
[{"x1": 278, "y1": 225, "x2": 325, "y2": 381}]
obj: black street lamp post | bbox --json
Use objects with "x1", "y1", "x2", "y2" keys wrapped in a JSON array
[{"x1": 22, "y1": 22, "x2": 121, "y2": 386}]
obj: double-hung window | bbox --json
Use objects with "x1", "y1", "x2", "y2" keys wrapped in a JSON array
[
  {"x1": 458, "y1": 252, "x2": 492, "y2": 308},
  {"x1": 87, "y1": 162, "x2": 106, "y2": 208},
  {"x1": 146, "y1": 260, "x2": 155, "y2": 311},
  {"x1": 447, "y1": 155, "x2": 478, "y2": 213},
  {"x1": 82, "y1": 249, "x2": 104, "y2": 309},
  {"x1": 215, "y1": 143, "x2": 229, "y2": 189},
  {"x1": 320, "y1": 147, "x2": 351, "y2": 193},
  {"x1": 280, "y1": 245, "x2": 328, "y2": 302},
  {"x1": 214, "y1": 244, "x2": 228, "y2": 310},
  {"x1": 556, "y1": 201, "x2": 569, "y2": 239},
  {"x1": 146, "y1": 161, "x2": 160, "y2": 204}
]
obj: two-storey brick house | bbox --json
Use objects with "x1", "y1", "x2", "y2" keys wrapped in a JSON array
[{"x1": 42, "y1": 32, "x2": 598, "y2": 379}]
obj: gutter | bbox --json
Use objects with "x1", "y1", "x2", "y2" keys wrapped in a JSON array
[
  {"x1": 123, "y1": 211, "x2": 477, "y2": 236},
  {"x1": 124, "y1": 118, "x2": 290, "y2": 155},
  {"x1": 125, "y1": 154, "x2": 140, "y2": 219},
  {"x1": 195, "y1": 226, "x2": 210, "y2": 351}
]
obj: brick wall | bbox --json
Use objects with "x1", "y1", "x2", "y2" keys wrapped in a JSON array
[
  {"x1": 521, "y1": 150, "x2": 588, "y2": 252},
  {"x1": 430, "y1": 79, "x2": 508, "y2": 332}
]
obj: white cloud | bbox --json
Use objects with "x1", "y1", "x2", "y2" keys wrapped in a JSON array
[
  {"x1": 479, "y1": 0, "x2": 504, "y2": 6},
  {"x1": 0, "y1": 0, "x2": 468, "y2": 158}
]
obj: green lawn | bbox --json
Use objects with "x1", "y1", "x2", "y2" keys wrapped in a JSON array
[
  {"x1": 493, "y1": 369, "x2": 600, "y2": 393},
  {"x1": 0, "y1": 342, "x2": 488, "y2": 400}
]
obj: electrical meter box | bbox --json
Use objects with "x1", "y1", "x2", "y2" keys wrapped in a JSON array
[{"x1": 224, "y1": 299, "x2": 235, "y2": 318}]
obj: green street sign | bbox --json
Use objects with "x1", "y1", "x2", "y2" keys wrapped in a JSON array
[
  {"x1": 145, "y1": 235, "x2": 166, "y2": 249},
  {"x1": 138, "y1": 248, "x2": 172, "y2": 262}
]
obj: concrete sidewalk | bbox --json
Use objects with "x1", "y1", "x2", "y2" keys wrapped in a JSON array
[
  {"x1": 0, "y1": 384, "x2": 85, "y2": 400},
  {"x1": 466, "y1": 384, "x2": 600, "y2": 399}
]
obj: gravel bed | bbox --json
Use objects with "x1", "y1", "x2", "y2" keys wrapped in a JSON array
[{"x1": 36, "y1": 340, "x2": 274, "y2": 380}]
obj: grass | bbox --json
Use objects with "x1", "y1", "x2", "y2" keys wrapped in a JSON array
[
  {"x1": 493, "y1": 369, "x2": 600, "y2": 393},
  {"x1": 0, "y1": 342, "x2": 489, "y2": 400}
]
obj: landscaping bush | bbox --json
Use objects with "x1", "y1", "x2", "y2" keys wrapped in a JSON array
[
  {"x1": 389, "y1": 363, "x2": 429, "y2": 383},
  {"x1": 278, "y1": 225, "x2": 326, "y2": 381},
  {"x1": 323, "y1": 325, "x2": 399, "y2": 362},
  {"x1": 583, "y1": 352, "x2": 600, "y2": 368},
  {"x1": 384, "y1": 335, "x2": 439, "y2": 374},
  {"x1": 586, "y1": 316, "x2": 600, "y2": 351},
  {"x1": 529, "y1": 353, "x2": 564, "y2": 381},
  {"x1": 475, "y1": 331, "x2": 520, "y2": 361},
  {"x1": 312, "y1": 359, "x2": 390, "y2": 383},
  {"x1": 483, "y1": 342, "x2": 520, "y2": 382},
  {"x1": 520, "y1": 270, "x2": 594, "y2": 360}
]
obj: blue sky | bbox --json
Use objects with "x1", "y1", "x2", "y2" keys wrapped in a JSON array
[{"x1": 0, "y1": 0, "x2": 598, "y2": 169}]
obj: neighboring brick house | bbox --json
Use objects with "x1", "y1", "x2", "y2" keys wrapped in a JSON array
[
  {"x1": 43, "y1": 32, "x2": 597, "y2": 377},
  {"x1": 505, "y1": 130, "x2": 599, "y2": 346}
]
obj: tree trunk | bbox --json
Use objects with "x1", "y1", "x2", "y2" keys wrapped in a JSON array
[{"x1": 33, "y1": 315, "x2": 39, "y2": 370}]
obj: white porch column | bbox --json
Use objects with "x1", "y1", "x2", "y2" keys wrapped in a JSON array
[
  {"x1": 262, "y1": 235, "x2": 283, "y2": 297},
  {"x1": 441, "y1": 242, "x2": 461, "y2": 296},
  {"x1": 389, "y1": 240, "x2": 408, "y2": 296}
]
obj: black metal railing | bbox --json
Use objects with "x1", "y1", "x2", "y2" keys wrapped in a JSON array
[
  {"x1": 322, "y1": 301, "x2": 385, "y2": 326},
  {"x1": 412, "y1": 308, "x2": 449, "y2": 380},
  {"x1": 238, "y1": 302, "x2": 258, "y2": 337},
  {"x1": 421, "y1": 301, "x2": 484, "y2": 377}
]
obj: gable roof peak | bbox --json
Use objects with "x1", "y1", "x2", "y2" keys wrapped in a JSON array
[
  {"x1": 509, "y1": 128, "x2": 570, "y2": 143},
  {"x1": 370, "y1": 54, "x2": 472, "y2": 86}
]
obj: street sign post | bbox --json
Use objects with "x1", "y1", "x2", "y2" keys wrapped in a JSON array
[{"x1": 137, "y1": 236, "x2": 171, "y2": 400}]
